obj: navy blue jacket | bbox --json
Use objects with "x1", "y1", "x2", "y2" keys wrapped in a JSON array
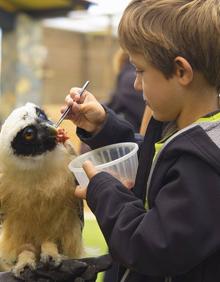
[{"x1": 77, "y1": 108, "x2": 220, "y2": 282}]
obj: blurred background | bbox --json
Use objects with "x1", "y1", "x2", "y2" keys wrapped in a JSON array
[
  {"x1": 0, "y1": 1, "x2": 146, "y2": 280},
  {"x1": 0, "y1": 0, "x2": 134, "y2": 151}
]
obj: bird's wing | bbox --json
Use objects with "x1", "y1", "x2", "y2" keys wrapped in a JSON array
[
  {"x1": 64, "y1": 140, "x2": 84, "y2": 227},
  {"x1": 76, "y1": 198, "x2": 84, "y2": 230},
  {"x1": 0, "y1": 173, "x2": 5, "y2": 227}
]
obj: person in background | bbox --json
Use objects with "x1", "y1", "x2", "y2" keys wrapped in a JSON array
[
  {"x1": 62, "y1": 0, "x2": 220, "y2": 281},
  {"x1": 80, "y1": 48, "x2": 145, "y2": 154},
  {"x1": 106, "y1": 48, "x2": 145, "y2": 132}
]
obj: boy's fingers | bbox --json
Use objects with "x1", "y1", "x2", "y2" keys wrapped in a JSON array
[
  {"x1": 74, "y1": 185, "x2": 87, "y2": 199},
  {"x1": 82, "y1": 160, "x2": 97, "y2": 179},
  {"x1": 74, "y1": 160, "x2": 98, "y2": 199}
]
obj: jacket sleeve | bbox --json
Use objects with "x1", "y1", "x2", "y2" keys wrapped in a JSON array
[
  {"x1": 76, "y1": 107, "x2": 139, "y2": 149},
  {"x1": 86, "y1": 154, "x2": 220, "y2": 277}
]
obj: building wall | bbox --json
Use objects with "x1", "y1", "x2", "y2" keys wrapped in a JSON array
[
  {"x1": 42, "y1": 27, "x2": 119, "y2": 105},
  {"x1": 42, "y1": 27, "x2": 119, "y2": 152},
  {"x1": 0, "y1": 14, "x2": 45, "y2": 121}
]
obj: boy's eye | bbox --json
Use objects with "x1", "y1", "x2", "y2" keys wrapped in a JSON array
[{"x1": 136, "y1": 69, "x2": 144, "y2": 74}]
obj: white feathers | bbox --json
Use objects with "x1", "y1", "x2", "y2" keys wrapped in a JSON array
[
  {"x1": 0, "y1": 103, "x2": 65, "y2": 171},
  {"x1": 0, "y1": 103, "x2": 37, "y2": 146}
]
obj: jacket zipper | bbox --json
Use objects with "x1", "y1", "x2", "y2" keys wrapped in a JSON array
[
  {"x1": 121, "y1": 270, "x2": 173, "y2": 282},
  {"x1": 120, "y1": 269, "x2": 130, "y2": 282},
  {"x1": 146, "y1": 123, "x2": 199, "y2": 201}
]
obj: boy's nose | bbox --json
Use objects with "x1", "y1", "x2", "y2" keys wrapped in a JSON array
[{"x1": 134, "y1": 77, "x2": 143, "y2": 92}]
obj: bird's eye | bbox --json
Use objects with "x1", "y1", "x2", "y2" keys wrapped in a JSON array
[
  {"x1": 36, "y1": 108, "x2": 47, "y2": 120},
  {"x1": 38, "y1": 112, "x2": 46, "y2": 120},
  {"x1": 23, "y1": 127, "x2": 35, "y2": 141}
]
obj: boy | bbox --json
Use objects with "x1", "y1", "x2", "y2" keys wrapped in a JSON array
[{"x1": 63, "y1": 0, "x2": 220, "y2": 281}]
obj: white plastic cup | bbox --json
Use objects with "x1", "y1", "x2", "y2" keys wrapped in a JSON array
[{"x1": 69, "y1": 142, "x2": 139, "y2": 188}]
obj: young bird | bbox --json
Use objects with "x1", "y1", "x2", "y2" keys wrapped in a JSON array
[{"x1": 0, "y1": 103, "x2": 84, "y2": 276}]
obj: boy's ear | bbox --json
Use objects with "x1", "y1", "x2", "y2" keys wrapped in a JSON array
[{"x1": 174, "y1": 56, "x2": 193, "y2": 85}]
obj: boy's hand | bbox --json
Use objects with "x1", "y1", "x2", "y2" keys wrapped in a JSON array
[
  {"x1": 74, "y1": 160, "x2": 135, "y2": 199},
  {"x1": 61, "y1": 87, "x2": 106, "y2": 133},
  {"x1": 74, "y1": 160, "x2": 98, "y2": 199}
]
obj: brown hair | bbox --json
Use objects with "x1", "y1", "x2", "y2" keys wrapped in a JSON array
[
  {"x1": 113, "y1": 48, "x2": 129, "y2": 74},
  {"x1": 118, "y1": 0, "x2": 220, "y2": 90}
]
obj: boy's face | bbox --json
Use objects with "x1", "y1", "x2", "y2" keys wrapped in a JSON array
[{"x1": 130, "y1": 52, "x2": 184, "y2": 123}]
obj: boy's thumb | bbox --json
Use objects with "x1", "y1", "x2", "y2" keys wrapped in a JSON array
[{"x1": 82, "y1": 160, "x2": 97, "y2": 179}]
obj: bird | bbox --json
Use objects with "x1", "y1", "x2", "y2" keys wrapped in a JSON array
[{"x1": 0, "y1": 102, "x2": 84, "y2": 276}]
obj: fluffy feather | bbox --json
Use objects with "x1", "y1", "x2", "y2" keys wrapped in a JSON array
[{"x1": 0, "y1": 103, "x2": 84, "y2": 276}]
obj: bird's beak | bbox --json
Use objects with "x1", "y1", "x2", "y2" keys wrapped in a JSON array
[{"x1": 43, "y1": 123, "x2": 58, "y2": 139}]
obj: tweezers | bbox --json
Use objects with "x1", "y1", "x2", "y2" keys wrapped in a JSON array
[{"x1": 55, "y1": 80, "x2": 90, "y2": 128}]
